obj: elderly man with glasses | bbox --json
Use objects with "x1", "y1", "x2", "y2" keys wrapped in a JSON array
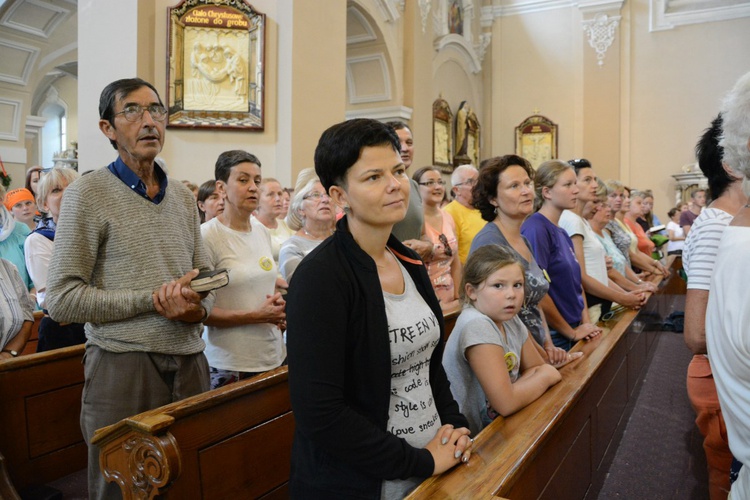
[
  {"x1": 444, "y1": 164, "x2": 485, "y2": 264},
  {"x1": 46, "y1": 78, "x2": 214, "y2": 500}
]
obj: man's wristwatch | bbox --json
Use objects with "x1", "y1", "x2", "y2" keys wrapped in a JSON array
[{"x1": 2, "y1": 349, "x2": 19, "y2": 357}]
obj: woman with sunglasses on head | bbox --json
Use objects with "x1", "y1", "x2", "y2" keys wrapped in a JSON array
[
  {"x1": 286, "y1": 119, "x2": 472, "y2": 499},
  {"x1": 278, "y1": 168, "x2": 335, "y2": 283},
  {"x1": 413, "y1": 166, "x2": 461, "y2": 313},
  {"x1": 469, "y1": 155, "x2": 574, "y2": 367}
]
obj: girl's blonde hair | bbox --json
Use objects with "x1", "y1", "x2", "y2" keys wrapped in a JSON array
[
  {"x1": 533, "y1": 160, "x2": 574, "y2": 212},
  {"x1": 460, "y1": 244, "x2": 526, "y2": 304}
]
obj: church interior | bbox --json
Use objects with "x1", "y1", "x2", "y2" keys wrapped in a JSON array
[{"x1": 2, "y1": 0, "x2": 750, "y2": 498}]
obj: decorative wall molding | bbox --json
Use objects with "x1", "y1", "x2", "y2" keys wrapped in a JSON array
[
  {"x1": 346, "y1": 54, "x2": 392, "y2": 104},
  {"x1": 650, "y1": 0, "x2": 750, "y2": 31},
  {"x1": 483, "y1": 0, "x2": 573, "y2": 18},
  {"x1": 475, "y1": 32, "x2": 492, "y2": 64},
  {"x1": 38, "y1": 41, "x2": 77, "y2": 69},
  {"x1": 25, "y1": 115, "x2": 47, "y2": 139},
  {"x1": 578, "y1": 0, "x2": 625, "y2": 14},
  {"x1": 374, "y1": 0, "x2": 402, "y2": 23},
  {"x1": 0, "y1": 38, "x2": 40, "y2": 85},
  {"x1": 582, "y1": 13, "x2": 620, "y2": 66},
  {"x1": 347, "y1": 6, "x2": 378, "y2": 44},
  {"x1": 345, "y1": 105, "x2": 413, "y2": 122},
  {"x1": 0, "y1": 145, "x2": 27, "y2": 164},
  {"x1": 418, "y1": 0, "x2": 432, "y2": 34},
  {"x1": 0, "y1": 0, "x2": 71, "y2": 39},
  {"x1": 433, "y1": 0, "x2": 485, "y2": 73},
  {"x1": 434, "y1": 33, "x2": 483, "y2": 73},
  {"x1": 0, "y1": 97, "x2": 22, "y2": 141},
  {"x1": 482, "y1": 0, "x2": 623, "y2": 17}
]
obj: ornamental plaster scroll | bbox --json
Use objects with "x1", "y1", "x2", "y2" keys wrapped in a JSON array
[
  {"x1": 419, "y1": 0, "x2": 431, "y2": 34},
  {"x1": 582, "y1": 13, "x2": 620, "y2": 67}
]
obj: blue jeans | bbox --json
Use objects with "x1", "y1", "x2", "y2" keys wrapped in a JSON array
[{"x1": 550, "y1": 321, "x2": 581, "y2": 352}]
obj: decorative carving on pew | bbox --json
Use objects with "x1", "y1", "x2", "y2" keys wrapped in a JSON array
[{"x1": 101, "y1": 431, "x2": 180, "y2": 500}]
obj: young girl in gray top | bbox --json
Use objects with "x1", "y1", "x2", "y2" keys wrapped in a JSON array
[{"x1": 443, "y1": 245, "x2": 563, "y2": 435}]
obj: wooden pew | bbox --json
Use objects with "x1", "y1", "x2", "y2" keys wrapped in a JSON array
[
  {"x1": 407, "y1": 257, "x2": 686, "y2": 499},
  {"x1": 92, "y1": 366, "x2": 293, "y2": 499},
  {"x1": 0, "y1": 344, "x2": 86, "y2": 492}
]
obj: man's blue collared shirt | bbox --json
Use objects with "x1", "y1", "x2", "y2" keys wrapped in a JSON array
[{"x1": 107, "y1": 157, "x2": 168, "y2": 204}]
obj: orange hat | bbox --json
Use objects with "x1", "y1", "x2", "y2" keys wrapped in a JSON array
[{"x1": 4, "y1": 188, "x2": 35, "y2": 211}]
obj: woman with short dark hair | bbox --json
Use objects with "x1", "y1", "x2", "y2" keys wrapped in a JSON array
[{"x1": 286, "y1": 118, "x2": 471, "y2": 499}]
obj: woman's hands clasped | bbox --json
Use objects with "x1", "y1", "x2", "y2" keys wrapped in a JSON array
[{"x1": 425, "y1": 424, "x2": 474, "y2": 475}]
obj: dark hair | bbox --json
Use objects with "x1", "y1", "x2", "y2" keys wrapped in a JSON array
[
  {"x1": 25, "y1": 166, "x2": 42, "y2": 195},
  {"x1": 568, "y1": 158, "x2": 592, "y2": 175},
  {"x1": 197, "y1": 179, "x2": 218, "y2": 223},
  {"x1": 99, "y1": 78, "x2": 163, "y2": 150},
  {"x1": 412, "y1": 166, "x2": 441, "y2": 183},
  {"x1": 214, "y1": 150, "x2": 262, "y2": 183},
  {"x1": 473, "y1": 155, "x2": 534, "y2": 222},
  {"x1": 314, "y1": 118, "x2": 400, "y2": 191},
  {"x1": 696, "y1": 114, "x2": 731, "y2": 199},
  {"x1": 385, "y1": 121, "x2": 410, "y2": 134},
  {"x1": 668, "y1": 207, "x2": 679, "y2": 219}
]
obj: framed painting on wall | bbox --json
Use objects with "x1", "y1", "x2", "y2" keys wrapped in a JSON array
[
  {"x1": 167, "y1": 0, "x2": 265, "y2": 130},
  {"x1": 433, "y1": 97, "x2": 454, "y2": 173},
  {"x1": 515, "y1": 114, "x2": 558, "y2": 170}
]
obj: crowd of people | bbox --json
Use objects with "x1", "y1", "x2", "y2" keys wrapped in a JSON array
[{"x1": 2, "y1": 72, "x2": 750, "y2": 500}]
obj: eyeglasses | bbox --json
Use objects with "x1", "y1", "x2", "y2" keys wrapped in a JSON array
[
  {"x1": 303, "y1": 192, "x2": 330, "y2": 201},
  {"x1": 438, "y1": 233, "x2": 453, "y2": 257},
  {"x1": 453, "y1": 178, "x2": 477, "y2": 188},
  {"x1": 418, "y1": 179, "x2": 446, "y2": 187},
  {"x1": 114, "y1": 104, "x2": 168, "y2": 122}
]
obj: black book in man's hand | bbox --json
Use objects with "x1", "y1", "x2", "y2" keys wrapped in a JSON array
[{"x1": 190, "y1": 269, "x2": 229, "y2": 292}]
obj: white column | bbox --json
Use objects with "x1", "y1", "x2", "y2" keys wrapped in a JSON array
[{"x1": 77, "y1": 0, "x2": 141, "y2": 172}]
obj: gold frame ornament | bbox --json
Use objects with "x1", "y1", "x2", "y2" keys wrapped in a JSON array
[
  {"x1": 433, "y1": 97, "x2": 454, "y2": 173},
  {"x1": 166, "y1": 0, "x2": 265, "y2": 130},
  {"x1": 515, "y1": 114, "x2": 558, "y2": 169}
]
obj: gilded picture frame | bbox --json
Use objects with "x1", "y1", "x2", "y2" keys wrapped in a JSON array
[
  {"x1": 515, "y1": 115, "x2": 558, "y2": 170},
  {"x1": 433, "y1": 97, "x2": 454, "y2": 173},
  {"x1": 166, "y1": 0, "x2": 265, "y2": 130}
]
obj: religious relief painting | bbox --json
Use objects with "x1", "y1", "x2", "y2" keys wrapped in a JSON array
[
  {"x1": 515, "y1": 114, "x2": 558, "y2": 170},
  {"x1": 433, "y1": 97, "x2": 454, "y2": 173},
  {"x1": 167, "y1": 0, "x2": 265, "y2": 130}
]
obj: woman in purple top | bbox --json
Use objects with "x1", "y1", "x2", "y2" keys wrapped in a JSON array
[{"x1": 521, "y1": 160, "x2": 602, "y2": 351}]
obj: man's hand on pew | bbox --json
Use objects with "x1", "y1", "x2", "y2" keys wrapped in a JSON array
[
  {"x1": 573, "y1": 322, "x2": 602, "y2": 342},
  {"x1": 426, "y1": 424, "x2": 473, "y2": 474},
  {"x1": 153, "y1": 269, "x2": 207, "y2": 323}
]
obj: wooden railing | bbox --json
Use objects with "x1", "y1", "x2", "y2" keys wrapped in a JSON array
[
  {"x1": 0, "y1": 344, "x2": 86, "y2": 493},
  {"x1": 407, "y1": 257, "x2": 685, "y2": 499},
  {"x1": 91, "y1": 366, "x2": 293, "y2": 499}
]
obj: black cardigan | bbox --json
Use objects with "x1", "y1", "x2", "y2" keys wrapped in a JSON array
[{"x1": 286, "y1": 217, "x2": 468, "y2": 499}]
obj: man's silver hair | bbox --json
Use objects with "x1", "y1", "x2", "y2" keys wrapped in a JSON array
[
  {"x1": 720, "y1": 71, "x2": 750, "y2": 179},
  {"x1": 450, "y1": 164, "x2": 477, "y2": 186}
]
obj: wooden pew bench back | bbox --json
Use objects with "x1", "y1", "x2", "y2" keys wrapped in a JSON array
[
  {"x1": 0, "y1": 344, "x2": 86, "y2": 491},
  {"x1": 92, "y1": 366, "x2": 293, "y2": 499}
]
